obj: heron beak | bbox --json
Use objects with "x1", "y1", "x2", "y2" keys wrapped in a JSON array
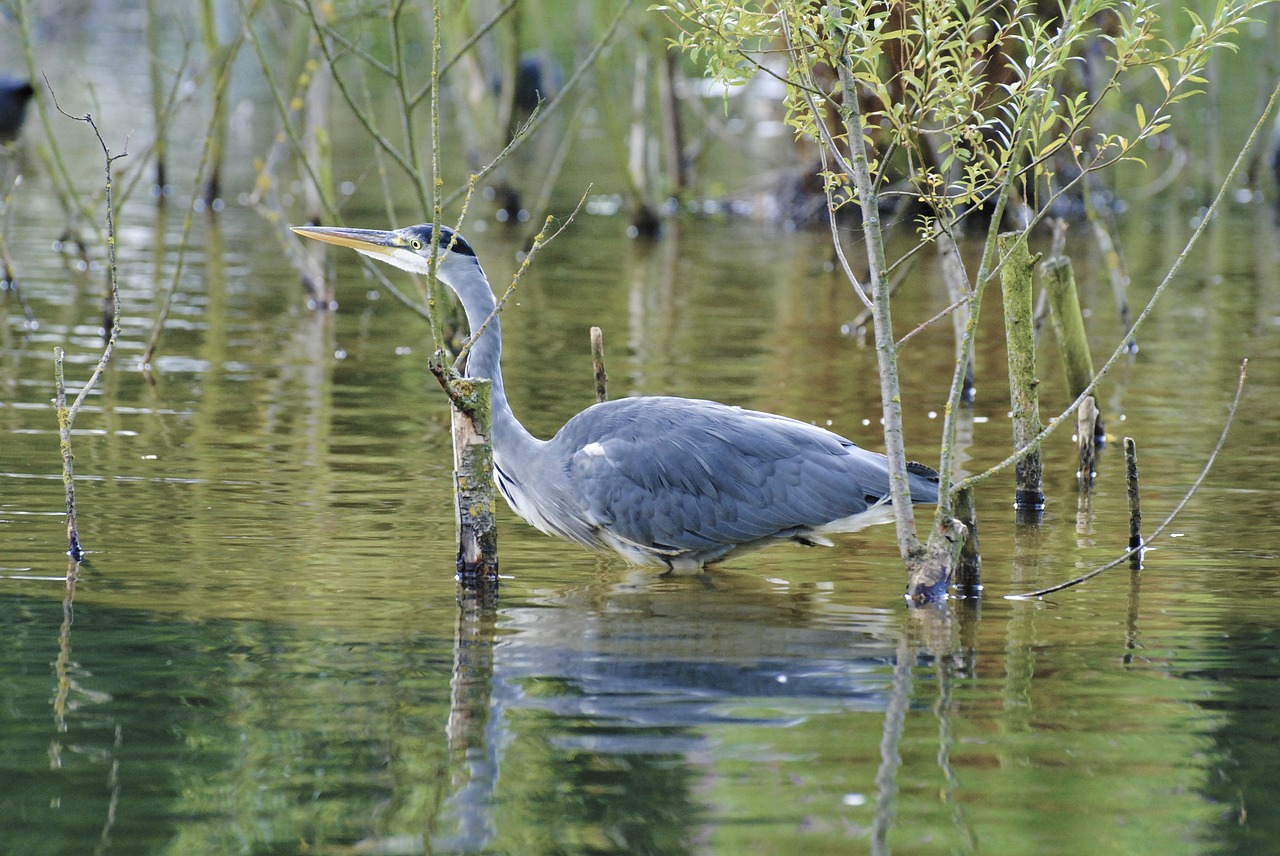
[{"x1": 292, "y1": 225, "x2": 402, "y2": 257}]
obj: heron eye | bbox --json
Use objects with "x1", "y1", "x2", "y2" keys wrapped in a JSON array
[{"x1": 410, "y1": 239, "x2": 423, "y2": 250}]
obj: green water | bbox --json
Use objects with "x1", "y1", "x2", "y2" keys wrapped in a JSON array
[{"x1": 4, "y1": 7, "x2": 1280, "y2": 855}]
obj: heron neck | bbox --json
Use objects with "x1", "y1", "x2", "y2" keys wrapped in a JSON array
[{"x1": 453, "y1": 275, "x2": 540, "y2": 459}]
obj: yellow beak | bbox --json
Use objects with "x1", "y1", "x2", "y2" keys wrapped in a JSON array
[{"x1": 292, "y1": 225, "x2": 401, "y2": 257}]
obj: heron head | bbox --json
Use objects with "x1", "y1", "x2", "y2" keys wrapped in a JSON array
[{"x1": 292, "y1": 223, "x2": 477, "y2": 277}]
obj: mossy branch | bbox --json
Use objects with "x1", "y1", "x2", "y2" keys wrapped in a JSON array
[{"x1": 454, "y1": 189, "x2": 591, "y2": 375}]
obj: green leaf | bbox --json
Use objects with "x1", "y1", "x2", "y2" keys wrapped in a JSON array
[{"x1": 1152, "y1": 64, "x2": 1170, "y2": 94}]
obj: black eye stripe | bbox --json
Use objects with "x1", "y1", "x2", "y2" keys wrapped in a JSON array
[{"x1": 401, "y1": 225, "x2": 477, "y2": 258}]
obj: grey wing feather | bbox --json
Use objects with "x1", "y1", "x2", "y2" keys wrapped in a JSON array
[{"x1": 550, "y1": 397, "x2": 936, "y2": 555}]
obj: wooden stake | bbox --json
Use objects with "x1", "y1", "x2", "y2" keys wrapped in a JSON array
[
  {"x1": 1077, "y1": 394, "x2": 1098, "y2": 489},
  {"x1": 1042, "y1": 256, "x2": 1104, "y2": 443},
  {"x1": 998, "y1": 233, "x2": 1044, "y2": 513},
  {"x1": 590, "y1": 325, "x2": 608, "y2": 403},
  {"x1": 450, "y1": 378, "x2": 498, "y2": 587},
  {"x1": 1125, "y1": 436, "x2": 1143, "y2": 570}
]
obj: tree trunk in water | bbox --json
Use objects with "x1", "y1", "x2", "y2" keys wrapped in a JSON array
[
  {"x1": 999, "y1": 233, "x2": 1044, "y2": 516},
  {"x1": 954, "y1": 486, "x2": 981, "y2": 599}
]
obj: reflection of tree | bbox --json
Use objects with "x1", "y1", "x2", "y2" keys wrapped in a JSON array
[
  {"x1": 522, "y1": 742, "x2": 700, "y2": 855},
  {"x1": 164, "y1": 621, "x2": 457, "y2": 853},
  {"x1": 874, "y1": 608, "x2": 978, "y2": 855},
  {"x1": 872, "y1": 630, "x2": 911, "y2": 855}
]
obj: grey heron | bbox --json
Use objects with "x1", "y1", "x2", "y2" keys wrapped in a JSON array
[{"x1": 293, "y1": 223, "x2": 939, "y2": 571}]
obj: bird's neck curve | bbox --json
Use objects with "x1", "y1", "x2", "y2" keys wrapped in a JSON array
[{"x1": 443, "y1": 260, "x2": 541, "y2": 462}]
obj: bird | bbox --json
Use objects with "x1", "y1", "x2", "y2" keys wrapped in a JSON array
[
  {"x1": 0, "y1": 76, "x2": 34, "y2": 141},
  {"x1": 292, "y1": 223, "x2": 940, "y2": 572}
]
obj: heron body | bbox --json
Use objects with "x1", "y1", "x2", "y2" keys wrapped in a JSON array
[{"x1": 293, "y1": 224, "x2": 939, "y2": 571}]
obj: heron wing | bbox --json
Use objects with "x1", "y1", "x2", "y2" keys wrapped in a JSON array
[{"x1": 553, "y1": 397, "x2": 932, "y2": 558}]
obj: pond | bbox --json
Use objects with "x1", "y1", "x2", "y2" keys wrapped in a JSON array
[{"x1": 3, "y1": 5, "x2": 1280, "y2": 855}]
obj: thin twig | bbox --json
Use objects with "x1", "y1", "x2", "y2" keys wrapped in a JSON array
[
  {"x1": 47, "y1": 101, "x2": 127, "y2": 415},
  {"x1": 426, "y1": 0, "x2": 447, "y2": 361},
  {"x1": 453, "y1": 189, "x2": 592, "y2": 372},
  {"x1": 54, "y1": 348, "x2": 80, "y2": 559},
  {"x1": 391, "y1": 0, "x2": 433, "y2": 213},
  {"x1": 410, "y1": 0, "x2": 521, "y2": 109},
  {"x1": 896, "y1": 294, "x2": 968, "y2": 349},
  {"x1": 47, "y1": 105, "x2": 127, "y2": 559},
  {"x1": 781, "y1": 13, "x2": 870, "y2": 309},
  {"x1": 1006, "y1": 359, "x2": 1248, "y2": 599},
  {"x1": 242, "y1": 1, "x2": 337, "y2": 217},
  {"x1": 442, "y1": 0, "x2": 635, "y2": 209},
  {"x1": 303, "y1": 1, "x2": 420, "y2": 188}
]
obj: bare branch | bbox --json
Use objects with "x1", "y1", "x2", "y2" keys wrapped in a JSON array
[{"x1": 454, "y1": 188, "x2": 593, "y2": 371}]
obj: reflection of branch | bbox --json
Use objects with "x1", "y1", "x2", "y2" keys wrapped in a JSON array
[
  {"x1": 51, "y1": 559, "x2": 121, "y2": 855},
  {"x1": 934, "y1": 653, "x2": 977, "y2": 852},
  {"x1": 872, "y1": 632, "x2": 913, "y2": 856},
  {"x1": 95, "y1": 729, "x2": 122, "y2": 856},
  {"x1": 1007, "y1": 359, "x2": 1248, "y2": 599},
  {"x1": 1123, "y1": 568, "x2": 1143, "y2": 666},
  {"x1": 144, "y1": 1, "x2": 260, "y2": 371},
  {"x1": 52, "y1": 558, "x2": 80, "y2": 739}
]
